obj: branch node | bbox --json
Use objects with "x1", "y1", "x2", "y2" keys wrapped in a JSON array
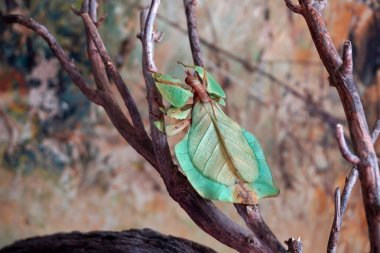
[
  {"x1": 285, "y1": 237, "x2": 303, "y2": 253},
  {"x1": 95, "y1": 14, "x2": 107, "y2": 27},
  {"x1": 284, "y1": 0, "x2": 304, "y2": 14},
  {"x1": 153, "y1": 31, "x2": 164, "y2": 43},
  {"x1": 335, "y1": 124, "x2": 360, "y2": 165},
  {"x1": 340, "y1": 40, "x2": 353, "y2": 77},
  {"x1": 70, "y1": 5, "x2": 82, "y2": 16}
]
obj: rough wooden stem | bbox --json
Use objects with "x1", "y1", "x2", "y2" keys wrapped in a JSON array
[
  {"x1": 327, "y1": 121, "x2": 379, "y2": 253},
  {"x1": 235, "y1": 205, "x2": 287, "y2": 252}
]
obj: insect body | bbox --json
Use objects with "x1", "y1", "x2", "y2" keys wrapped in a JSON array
[{"x1": 152, "y1": 66, "x2": 279, "y2": 204}]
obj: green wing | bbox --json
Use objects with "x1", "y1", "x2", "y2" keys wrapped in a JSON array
[
  {"x1": 175, "y1": 102, "x2": 279, "y2": 204},
  {"x1": 152, "y1": 73, "x2": 193, "y2": 108},
  {"x1": 165, "y1": 104, "x2": 192, "y2": 120}
]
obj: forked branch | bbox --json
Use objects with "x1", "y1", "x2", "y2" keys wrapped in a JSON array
[
  {"x1": 284, "y1": 0, "x2": 380, "y2": 251},
  {"x1": 79, "y1": 11, "x2": 147, "y2": 136}
]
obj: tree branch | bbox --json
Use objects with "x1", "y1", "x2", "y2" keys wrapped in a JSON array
[
  {"x1": 142, "y1": 1, "x2": 160, "y2": 72},
  {"x1": 284, "y1": 0, "x2": 380, "y2": 251},
  {"x1": 79, "y1": 12, "x2": 147, "y2": 137},
  {"x1": 82, "y1": 0, "x2": 110, "y2": 92},
  {"x1": 2, "y1": 13, "x2": 159, "y2": 168},
  {"x1": 327, "y1": 167, "x2": 359, "y2": 253},
  {"x1": 235, "y1": 205, "x2": 287, "y2": 252},
  {"x1": 183, "y1": 0, "x2": 205, "y2": 67},
  {"x1": 0, "y1": 228, "x2": 217, "y2": 253}
]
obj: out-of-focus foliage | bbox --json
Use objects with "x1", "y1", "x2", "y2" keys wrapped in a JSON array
[{"x1": 0, "y1": 0, "x2": 379, "y2": 252}]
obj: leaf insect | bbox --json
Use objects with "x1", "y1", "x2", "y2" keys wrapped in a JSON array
[{"x1": 152, "y1": 65, "x2": 279, "y2": 204}]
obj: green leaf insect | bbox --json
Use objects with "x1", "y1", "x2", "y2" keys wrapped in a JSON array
[{"x1": 152, "y1": 66, "x2": 279, "y2": 204}]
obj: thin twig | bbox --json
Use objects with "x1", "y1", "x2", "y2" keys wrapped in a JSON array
[
  {"x1": 82, "y1": 0, "x2": 110, "y2": 92},
  {"x1": 142, "y1": 0, "x2": 160, "y2": 72},
  {"x1": 80, "y1": 12, "x2": 147, "y2": 137},
  {"x1": 340, "y1": 167, "x2": 359, "y2": 217},
  {"x1": 327, "y1": 187, "x2": 341, "y2": 253},
  {"x1": 183, "y1": 0, "x2": 204, "y2": 67},
  {"x1": 336, "y1": 124, "x2": 360, "y2": 165}
]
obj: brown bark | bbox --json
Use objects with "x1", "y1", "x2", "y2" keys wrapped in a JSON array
[{"x1": 0, "y1": 229, "x2": 216, "y2": 253}]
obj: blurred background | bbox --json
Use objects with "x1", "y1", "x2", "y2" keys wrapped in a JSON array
[{"x1": 0, "y1": 0, "x2": 379, "y2": 252}]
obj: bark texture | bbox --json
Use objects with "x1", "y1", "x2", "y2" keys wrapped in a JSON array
[{"x1": 0, "y1": 229, "x2": 217, "y2": 253}]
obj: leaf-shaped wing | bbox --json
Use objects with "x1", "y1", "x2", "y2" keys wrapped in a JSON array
[
  {"x1": 166, "y1": 119, "x2": 191, "y2": 136},
  {"x1": 166, "y1": 104, "x2": 192, "y2": 120},
  {"x1": 175, "y1": 102, "x2": 279, "y2": 204},
  {"x1": 152, "y1": 73, "x2": 193, "y2": 108},
  {"x1": 194, "y1": 66, "x2": 226, "y2": 99}
]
